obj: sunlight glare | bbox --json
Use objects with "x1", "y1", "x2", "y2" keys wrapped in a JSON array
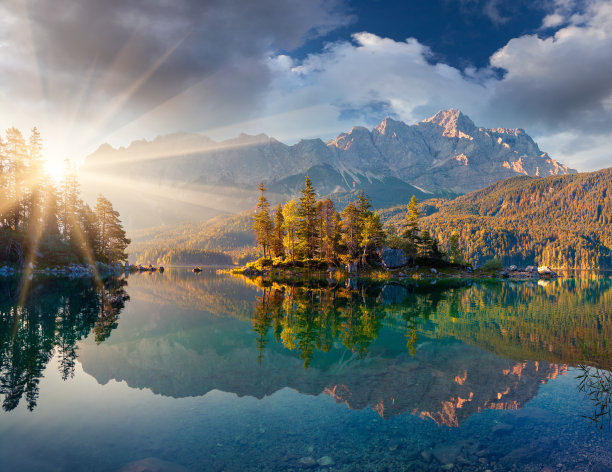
[{"x1": 44, "y1": 157, "x2": 67, "y2": 182}]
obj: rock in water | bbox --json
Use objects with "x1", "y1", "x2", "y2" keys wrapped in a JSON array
[
  {"x1": 298, "y1": 456, "x2": 317, "y2": 467},
  {"x1": 317, "y1": 456, "x2": 334, "y2": 466},
  {"x1": 118, "y1": 457, "x2": 191, "y2": 472},
  {"x1": 378, "y1": 246, "x2": 408, "y2": 269}
]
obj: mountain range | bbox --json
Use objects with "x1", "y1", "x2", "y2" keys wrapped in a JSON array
[{"x1": 82, "y1": 109, "x2": 574, "y2": 230}]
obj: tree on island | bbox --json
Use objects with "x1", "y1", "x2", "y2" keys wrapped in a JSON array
[
  {"x1": 282, "y1": 199, "x2": 298, "y2": 262},
  {"x1": 253, "y1": 182, "x2": 272, "y2": 258},
  {"x1": 249, "y1": 177, "x2": 448, "y2": 270},
  {"x1": 403, "y1": 195, "x2": 420, "y2": 263},
  {"x1": 271, "y1": 204, "x2": 285, "y2": 258},
  {"x1": 296, "y1": 175, "x2": 318, "y2": 258}
]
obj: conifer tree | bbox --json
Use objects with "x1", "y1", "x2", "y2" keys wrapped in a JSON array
[
  {"x1": 253, "y1": 182, "x2": 272, "y2": 258},
  {"x1": 282, "y1": 199, "x2": 298, "y2": 262},
  {"x1": 271, "y1": 204, "x2": 285, "y2": 258},
  {"x1": 360, "y1": 211, "x2": 385, "y2": 263},
  {"x1": 448, "y1": 230, "x2": 462, "y2": 264},
  {"x1": 296, "y1": 176, "x2": 317, "y2": 258},
  {"x1": 340, "y1": 202, "x2": 361, "y2": 261},
  {"x1": 403, "y1": 195, "x2": 420, "y2": 263},
  {"x1": 94, "y1": 195, "x2": 130, "y2": 263}
]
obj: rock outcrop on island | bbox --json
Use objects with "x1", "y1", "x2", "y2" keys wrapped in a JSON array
[{"x1": 81, "y1": 109, "x2": 574, "y2": 229}]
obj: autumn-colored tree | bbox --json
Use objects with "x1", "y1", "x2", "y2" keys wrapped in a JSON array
[
  {"x1": 282, "y1": 199, "x2": 298, "y2": 262},
  {"x1": 403, "y1": 195, "x2": 420, "y2": 262},
  {"x1": 271, "y1": 204, "x2": 285, "y2": 258}
]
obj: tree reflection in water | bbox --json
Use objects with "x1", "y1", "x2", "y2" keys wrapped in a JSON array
[
  {"x1": 578, "y1": 340, "x2": 612, "y2": 430},
  {"x1": 0, "y1": 277, "x2": 129, "y2": 412},
  {"x1": 251, "y1": 280, "x2": 446, "y2": 369}
]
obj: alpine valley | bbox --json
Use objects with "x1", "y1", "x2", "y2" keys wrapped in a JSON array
[{"x1": 81, "y1": 109, "x2": 574, "y2": 230}]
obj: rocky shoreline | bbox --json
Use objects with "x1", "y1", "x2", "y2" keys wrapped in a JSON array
[{"x1": 0, "y1": 261, "x2": 134, "y2": 279}]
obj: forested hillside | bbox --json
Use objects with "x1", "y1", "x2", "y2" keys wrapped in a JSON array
[
  {"x1": 129, "y1": 212, "x2": 256, "y2": 265},
  {"x1": 132, "y1": 169, "x2": 612, "y2": 269},
  {"x1": 383, "y1": 168, "x2": 612, "y2": 268}
]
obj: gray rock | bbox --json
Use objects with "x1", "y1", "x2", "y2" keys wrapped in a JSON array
[
  {"x1": 432, "y1": 443, "x2": 462, "y2": 465},
  {"x1": 317, "y1": 456, "x2": 334, "y2": 466},
  {"x1": 420, "y1": 450, "x2": 433, "y2": 463},
  {"x1": 508, "y1": 265, "x2": 518, "y2": 271},
  {"x1": 430, "y1": 268, "x2": 437, "y2": 274},
  {"x1": 537, "y1": 266, "x2": 557, "y2": 278},
  {"x1": 298, "y1": 456, "x2": 317, "y2": 467},
  {"x1": 378, "y1": 246, "x2": 408, "y2": 269},
  {"x1": 500, "y1": 438, "x2": 557, "y2": 466},
  {"x1": 491, "y1": 423, "x2": 514, "y2": 435}
]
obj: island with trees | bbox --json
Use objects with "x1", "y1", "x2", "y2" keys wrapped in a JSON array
[
  {"x1": 0, "y1": 127, "x2": 130, "y2": 279},
  {"x1": 233, "y1": 176, "x2": 462, "y2": 281},
  {"x1": 231, "y1": 176, "x2": 561, "y2": 283}
]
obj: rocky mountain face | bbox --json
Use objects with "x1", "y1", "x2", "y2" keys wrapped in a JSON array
[{"x1": 81, "y1": 109, "x2": 574, "y2": 229}]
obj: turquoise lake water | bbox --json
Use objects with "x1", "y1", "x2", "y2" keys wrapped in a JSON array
[{"x1": 0, "y1": 269, "x2": 610, "y2": 471}]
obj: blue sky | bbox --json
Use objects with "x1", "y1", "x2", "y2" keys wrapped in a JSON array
[{"x1": 0, "y1": 0, "x2": 611, "y2": 171}]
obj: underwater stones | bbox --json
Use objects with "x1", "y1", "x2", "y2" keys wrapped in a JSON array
[
  {"x1": 500, "y1": 437, "x2": 558, "y2": 466},
  {"x1": 431, "y1": 442, "x2": 463, "y2": 466},
  {"x1": 317, "y1": 456, "x2": 334, "y2": 466},
  {"x1": 118, "y1": 457, "x2": 191, "y2": 472},
  {"x1": 491, "y1": 423, "x2": 514, "y2": 435},
  {"x1": 298, "y1": 456, "x2": 317, "y2": 467}
]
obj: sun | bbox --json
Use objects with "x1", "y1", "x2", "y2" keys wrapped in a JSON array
[{"x1": 44, "y1": 158, "x2": 68, "y2": 183}]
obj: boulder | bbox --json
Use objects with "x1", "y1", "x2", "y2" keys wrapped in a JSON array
[
  {"x1": 378, "y1": 246, "x2": 408, "y2": 269},
  {"x1": 537, "y1": 266, "x2": 557, "y2": 278},
  {"x1": 430, "y1": 268, "x2": 438, "y2": 275},
  {"x1": 509, "y1": 265, "x2": 518, "y2": 271}
]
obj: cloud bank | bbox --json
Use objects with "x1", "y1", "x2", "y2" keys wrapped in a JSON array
[{"x1": 1, "y1": 0, "x2": 611, "y2": 171}]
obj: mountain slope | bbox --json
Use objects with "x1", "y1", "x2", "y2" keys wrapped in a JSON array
[
  {"x1": 81, "y1": 109, "x2": 574, "y2": 230},
  {"x1": 383, "y1": 168, "x2": 612, "y2": 268}
]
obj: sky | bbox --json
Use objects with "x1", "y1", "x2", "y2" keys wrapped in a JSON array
[{"x1": 1, "y1": 0, "x2": 611, "y2": 171}]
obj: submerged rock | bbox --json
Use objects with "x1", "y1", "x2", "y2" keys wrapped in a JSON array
[{"x1": 118, "y1": 457, "x2": 191, "y2": 472}]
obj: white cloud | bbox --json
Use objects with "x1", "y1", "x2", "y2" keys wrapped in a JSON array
[{"x1": 247, "y1": 0, "x2": 612, "y2": 171}]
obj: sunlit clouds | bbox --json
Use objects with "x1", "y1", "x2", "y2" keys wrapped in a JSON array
[{"x1": 1, "y1": 0, "x2": 611, "y2": 174}]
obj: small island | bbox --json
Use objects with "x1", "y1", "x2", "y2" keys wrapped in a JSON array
[{"x1": 230, "y1": 177, "x2": 559, "y2": 283}]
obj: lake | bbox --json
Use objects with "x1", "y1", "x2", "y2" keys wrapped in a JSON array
[{"x1": 0, "y1": 269, "x2": 611, "y2": 471}]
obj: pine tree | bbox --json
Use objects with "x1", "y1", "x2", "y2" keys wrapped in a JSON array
[
  {"x1": 296, "y1": 176, "x2": 317, "y2": 259},
  {"x1": 60, "y1": 162, "x2": 81, "y2": 243},
  {"x1": 271, "y1": 204, "x2": 285, "y2": 258},
  {"x1": 403, "y1": 195, "x2": 420, "y2": 263},
  {"x1": 448, "y1": 230, "x2": 462, "y2": 264},
  {"x1": 253, "y1": 182, "x2": 272, "y2": 258},
  {"x1": 94, "y1": 195, "x2": 130, "y2": 263},
  {"x1": 340, "y1": 202, "x2": 361, "y2": 261},
  {"x1": 282, "y1": 199, "x2": 298, "y2": 262},
  {"x1": 360, "y1": 212, "x2": 385, "y2": 263}
]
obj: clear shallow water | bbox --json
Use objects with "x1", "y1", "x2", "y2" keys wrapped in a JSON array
[{"x1": 0, "y1": 270, "x2": 610, "y2": 471}]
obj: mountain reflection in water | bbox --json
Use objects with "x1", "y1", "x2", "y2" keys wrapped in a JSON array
[{"x1": 71, "y1": 271, "x2": 610, "y2": 427}]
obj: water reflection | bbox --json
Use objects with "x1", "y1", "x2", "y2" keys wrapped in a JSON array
[
  {"x1": 0, "y1": 277, "x2": 129, "y2": 411},
  {"x1": 578, "y1": 340, "x2": 612, "y2": 430}
]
